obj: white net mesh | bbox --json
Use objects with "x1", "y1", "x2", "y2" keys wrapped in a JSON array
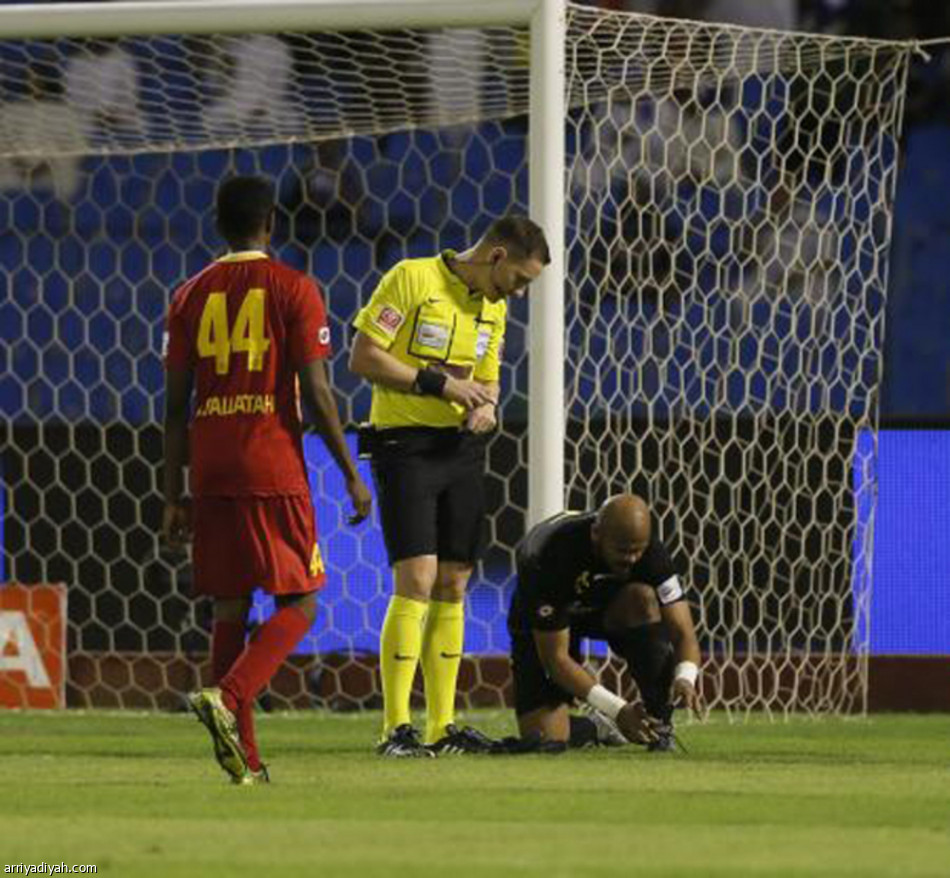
[
  {"x1": 0, "y1": 21, "x2": 533, "y2": 711},
  {"x1": 0, "y1": 28, "x2": 529, "y2": 159},
  {"x1": 0, "y1": 4, "x2": 913, "y2": 714},
  {"x1": 565, "y1": 8, "x2": 911, "y2": 715}
]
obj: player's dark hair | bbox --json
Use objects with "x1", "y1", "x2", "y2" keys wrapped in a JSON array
[
  {"x1": 215, "y1": 176, "x2": 275, "y2": 246},
  {"x1": 482, "y1": 215, "x2": 551, "y2": 265}
]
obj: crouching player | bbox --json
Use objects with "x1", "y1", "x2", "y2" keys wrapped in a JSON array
[{"x1": 507, "y1": 494, "x2": 703, "y2": 751}]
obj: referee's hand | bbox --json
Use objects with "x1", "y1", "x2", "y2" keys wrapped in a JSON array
[
  {"x1": 465, "y1": 404, "x2": 497, "y2": 434},
  {"x1": 442, "y1": 377, "x2": 495, "y2": 411}
]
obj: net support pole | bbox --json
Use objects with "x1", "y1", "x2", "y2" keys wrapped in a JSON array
[{"x1": 528, "y1": 0, "x2": 567, "y2": 527}]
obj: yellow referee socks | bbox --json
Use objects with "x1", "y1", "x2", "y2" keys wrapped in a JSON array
[
  {"x1": 380, "y1": 595, "x2": 427, "y2": 736},
  {"x1": 420, "y1": 599, "x2": 465, "y2": 744}
]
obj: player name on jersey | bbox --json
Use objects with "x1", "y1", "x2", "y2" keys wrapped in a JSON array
[{"x1": 194, "y1": 393, "x2": 275, "y2": 418}]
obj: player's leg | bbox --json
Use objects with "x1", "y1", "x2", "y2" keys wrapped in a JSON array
[
  {"x1": 218, "y1": 590, "x2": 317, "y2": 762},
  {"x1": 208, "y1": 494, "x2": 322, "y2": 779},
  {"x1": 373, "y1": 449, "x2": 441, "y2": 755},
  {"x1": 187, "y1": 497, "x2": 255, "y2": 782},
  {"x1": 510, "y1": 625, "x2": 620, "y2": 749},
  {"x1": 510, "y1": 626, "x2": 574, "y2": 747},
  {"x1": 604, "y1": 584, "x2": 676, "y2": 747},
  {"x1": 216, "y1": 494, "x2": 322, "y2": 714},
  {"x1": 210, "y1": 597, "x2": 256, "y2": 770},
  {"x1": 220, "y1": 589, "x2": 317, "y2": 708},
  {"x1": 211, "y1": 597, "x2": 250, "y2": 683},
  {"x1": 518, "y1": 703, "x2": 570, "y2": 741}
]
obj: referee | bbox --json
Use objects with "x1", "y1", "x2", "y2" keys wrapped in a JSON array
[{"x1": 350, "y1": 216, "x2": 550, "y2": 756}]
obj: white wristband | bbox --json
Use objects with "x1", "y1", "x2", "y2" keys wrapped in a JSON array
[
  {"x1": 674, "y1": 661, "x2": 699, "y2": 687},
  {"x1": 585, "y1": 684, "x2": 627, "y2": 720}
]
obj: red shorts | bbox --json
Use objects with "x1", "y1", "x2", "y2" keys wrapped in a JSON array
[{"x1": 192, "y1": 494, "x2": 327, "y2": 598}]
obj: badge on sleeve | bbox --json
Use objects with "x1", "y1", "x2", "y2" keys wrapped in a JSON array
[
  {"x1": 318, "y1": 326, "x2": 331, "y2": 345},
  {"x1": 375, "y1": 305, "x2": 405, "y2": 335}
]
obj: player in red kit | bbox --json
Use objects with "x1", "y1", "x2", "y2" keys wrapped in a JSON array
[{"x1": 162, "y1": 175, "x2": 372, "y2": 784}]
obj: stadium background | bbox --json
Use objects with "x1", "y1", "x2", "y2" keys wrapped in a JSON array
[{"x1": 0, "y1": 0, "x2": 947, "y2": 710}]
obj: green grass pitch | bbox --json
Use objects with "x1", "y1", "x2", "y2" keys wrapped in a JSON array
[{"x1": 1, "y1": 710, "x2": 948, "y2": 877}]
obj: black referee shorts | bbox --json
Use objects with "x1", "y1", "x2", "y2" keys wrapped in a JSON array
[{"x1": 366, "y1": 427, "x2": 488, "y2": 566}]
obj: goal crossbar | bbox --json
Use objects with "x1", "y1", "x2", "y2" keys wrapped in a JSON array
[{"x1": 0, "y1": 0, "x2": 544, "y2": 39}]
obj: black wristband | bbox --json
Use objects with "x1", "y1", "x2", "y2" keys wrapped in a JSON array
[{"x1": 412, "y1": 367, "x2": 447, "y2": 397}]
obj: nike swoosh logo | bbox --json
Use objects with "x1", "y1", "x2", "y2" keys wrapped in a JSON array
[
  {"x1": 440, "y1": 651, "x2": 462, "y2": 659},
  {"x1": 393, "y1": 654, "x2": 416, "y2": 661}
]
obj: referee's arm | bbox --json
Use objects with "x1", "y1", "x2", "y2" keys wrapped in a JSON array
[
  {"x1": 349, "y1": 331, "x2": 418, "y2": 393},
  {"x1": 468, "y1": 301, "x2": 504, "y2": 426},
  {"x1": 350, "y1": 331, "x2": 494, "y2": 410}
]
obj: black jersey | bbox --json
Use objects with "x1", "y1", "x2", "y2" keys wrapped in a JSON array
[{"x1": 508, "y1": 510, "x2": 684, "y2": 633}]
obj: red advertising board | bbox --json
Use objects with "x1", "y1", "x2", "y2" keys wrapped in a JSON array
[{"x1": 0, "y1": 584, "x2": 67, "y2": 709}]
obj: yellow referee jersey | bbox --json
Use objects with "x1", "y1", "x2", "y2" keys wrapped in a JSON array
[{"x1": 353, "y1": 251, "x2": 507, "y2": 429}]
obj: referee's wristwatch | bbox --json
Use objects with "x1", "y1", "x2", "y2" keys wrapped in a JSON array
[{"x1": 412, "y1": 367, "x2": 447, "y2": 397}]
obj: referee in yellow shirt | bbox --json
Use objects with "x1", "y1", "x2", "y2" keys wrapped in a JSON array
[{"x1": 350, "y1": 216, "x2": 550, "y2": 756}]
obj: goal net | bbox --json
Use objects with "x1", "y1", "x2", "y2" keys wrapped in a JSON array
[
  {"x1": 0, "y1": 2, "x2": 913, "y2": 715},
  {"x1": 565, "y1": 8, "x2": 911, "y2": 715}
]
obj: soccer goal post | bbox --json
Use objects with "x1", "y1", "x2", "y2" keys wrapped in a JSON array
[{"x1": 0, "y1": 0, "x2": 918, "y2": 715}]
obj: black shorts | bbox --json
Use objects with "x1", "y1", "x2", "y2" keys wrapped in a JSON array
[{"x1": 366, "y1": 426, "x2": 488, "y2": 565}]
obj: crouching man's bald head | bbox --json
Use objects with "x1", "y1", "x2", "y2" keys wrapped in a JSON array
[{"x1": 591, "y1": 494, "x2": 651, "y2": 575}]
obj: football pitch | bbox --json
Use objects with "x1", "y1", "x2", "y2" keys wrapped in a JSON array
[{"x1": 1, "y1": 710, "x2": 948, "y2": 877}]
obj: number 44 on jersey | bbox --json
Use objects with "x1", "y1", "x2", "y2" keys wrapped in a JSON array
[{"x1": 197, "y1": 288, "x2": 271, "y2": 374}]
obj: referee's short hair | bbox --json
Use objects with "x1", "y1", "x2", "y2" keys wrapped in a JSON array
[
  {"x1": 216, "y1": 175, "x2": 275, "y2": 245},
  {"x1": 482, "y1": 215, "x2": 551, "y2": 265}
]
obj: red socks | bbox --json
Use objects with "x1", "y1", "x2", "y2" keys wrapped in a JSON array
[
  {"x1": 211, "y1": 619, "x2": 245, "y2": 684},
  {"x1": 213, "y1": 605, "x2": 311, "y2": 772},
  {"x1": 236, "y1": 701, "x2": 260, "y2": 771},
  {"x1": 219, "y1": 604, "x2": 311, "y2": 718},
  {"x1": 211, "y1": 618, "x2": 260, "y2": 769}
]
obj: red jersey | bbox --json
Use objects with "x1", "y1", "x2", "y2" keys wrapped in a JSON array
[{"x1": 164, "y1": 251, "x2": 331, "y2": 498}]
